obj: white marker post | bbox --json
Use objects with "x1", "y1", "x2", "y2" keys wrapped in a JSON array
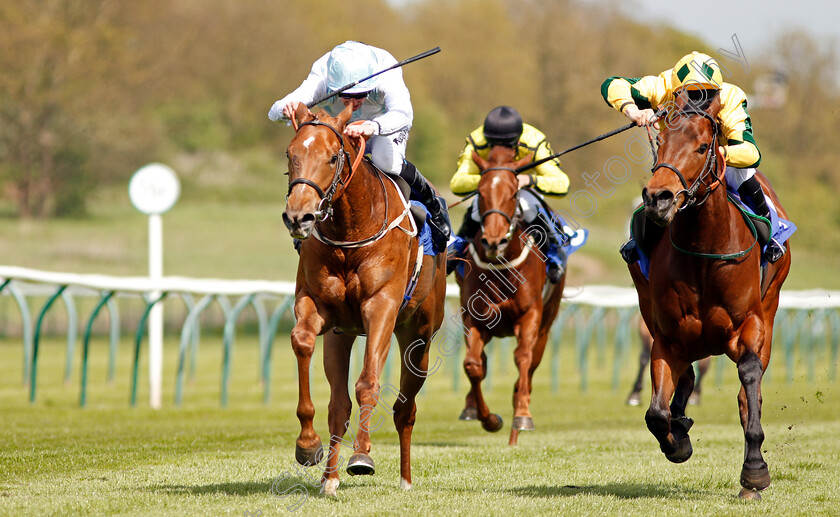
[{"x1": 129, "y1": 163, "x2": 180, "y2": 409}]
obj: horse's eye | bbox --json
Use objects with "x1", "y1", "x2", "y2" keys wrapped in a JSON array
[
  {"x1": 698, "y1": 144, "x2": 709, "y2": 154},
  {"x1": 284, "y1": 171, "x2": 289, "y2": 176},
  {"x1": 330, "y1": 155, "x2": 338, "y2": 165}
]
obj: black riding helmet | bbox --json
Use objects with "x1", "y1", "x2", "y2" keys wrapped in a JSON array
[{"x1": 483, "y1": 106, "x2": 523, "y2": 147}]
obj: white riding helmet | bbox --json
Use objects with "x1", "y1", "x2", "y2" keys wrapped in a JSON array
[{"x1": 327, "y1": 41, "x2": 380, "y2": 94}]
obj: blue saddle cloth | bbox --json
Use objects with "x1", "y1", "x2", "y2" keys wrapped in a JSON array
[
  {"x1": 634, "y1": 187, "x2": 796, "y2": 279},
  {"x1": 410, "y1": 201, "x2": 438, "y2": 256}
]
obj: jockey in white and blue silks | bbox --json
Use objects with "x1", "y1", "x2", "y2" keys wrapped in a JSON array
[{"x1": 268, "y1": 40, "x2": 451, "y2": 250}]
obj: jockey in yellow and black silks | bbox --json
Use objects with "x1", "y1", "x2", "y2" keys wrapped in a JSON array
[
  {"x1": 447, "y1": 106, "x2": 571, "y2": 283},
  {"x1": 601, "y1": 51, "x2": 785, "y2": 263}
]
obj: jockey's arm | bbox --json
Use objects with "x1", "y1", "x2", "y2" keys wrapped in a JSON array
[
  {"x1": 718, "y1": 84, "x2": 761, "y2": 168},
  {"x1": 369, "y1": 67, "x2": 413, "y2": 136},
  {"x1": 450, "y1": 140, "x2": 481, "y2": 195},
  {"x1": 268, "y1": 53, "x2": 331, "y2": 121},
  {"x1": 601, "y1": 73, "x2": 670, "y2": 125}
]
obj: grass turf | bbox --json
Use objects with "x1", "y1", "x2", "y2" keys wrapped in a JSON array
[{"x1": 1, "y1": 331, "x2": 838, "y2": 516}]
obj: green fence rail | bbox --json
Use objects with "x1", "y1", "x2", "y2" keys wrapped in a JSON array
[{"x1": 1, "y1": 267, "x2": 838, "y2": 408}]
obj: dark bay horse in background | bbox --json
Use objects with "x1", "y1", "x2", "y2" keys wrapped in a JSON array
[
  {"x1": 455, "y1": 146, "x2": 565, "y2": 446},
  {"x1": 631, "y1": 93, "x2": 791, "y2": 499},
  {"x1": 282, "y1": 104, "x2": 446, "y2": 496}
]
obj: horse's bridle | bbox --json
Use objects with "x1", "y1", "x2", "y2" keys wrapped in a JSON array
[
  {"x1": 286, "y1": 120, "x2": 351, "y2": 222},
  {"x1": 478, "y1": 166, "x2": 521, "y2": 242},
  {"x1": 650, "y1": 108, "x2": 722, "y2": 211}
]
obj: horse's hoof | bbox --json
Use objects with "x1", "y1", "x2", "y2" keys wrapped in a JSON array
[
  {"x1": 738, "y1": 488, "x2": 762, "y2": 501},
  {"x1": 295, "y1": 440, "x2": 324, "y2": 466},
  {"x1": 400, "y1": 478, "x2": 412, "y2": 490},
  {"x1": 512, "y1": 416, "x2": 535, "y2": 431},
  {"x1": 481, "y1": 414, "x2": 504, "y2": 433},
  {"x1": 626, "y1": 392, "x2": 642, "y2": 406},
  {"x1": 665, "y1": 436, "x2": 693, "y2": 463},
  {"x1": 740, "y1": 465, "x2": 771, "y2": 491},
  {"x1": 459, "y1": 407, "x2": 478, "y2": 421},
  {"x1": 346, "y1": 453, "x2": 375, "y2": 476},
  {"x1": 320, "y1": 478, "x2": 340, "y2": 497}
]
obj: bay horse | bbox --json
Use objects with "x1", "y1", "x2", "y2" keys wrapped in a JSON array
[
  {"x1": 455, "y1": 146, "x2": 565, "y2": 446},
  {"x1": 626, "y1": 318, "x2": 710, "y2": 406},
  {"x1": 282, "y1": 103, "x2": 446, "y2": 496},
  {"x1": 630, "y1": 93, "x2": 791, "y2": 499}
]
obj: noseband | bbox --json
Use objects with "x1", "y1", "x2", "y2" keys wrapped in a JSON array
[
  {"x1": 478, "y1": 166, "x2": 521, "y2": 241},
  {"x1": 287, "y1": 120, "x2": 351, "y2": 221},
  {"x1": 650, "y1": 108, "x2": 722, "y2": 211}
]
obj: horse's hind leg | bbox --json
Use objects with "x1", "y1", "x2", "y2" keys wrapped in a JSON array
[
  {"x1": 291, "y1": 295, "x2": 327, "y2": 467},
  {"x1": 459, "y1": 351, "x2": 486, "y2": 421},
  {"x1": 393, "y1": 324, "x2": 437, "y2": 490},
  {"x1": 319, "y1": 331, "x2": 355, "y2": 496},
  {"x1": 627, "y1": 320, "x2": 652, "y2": 406},
  {"x1": 463, "y1": 325, "x2": 503, "y2": 433},
  {"x1": 646, "y1": 341, "x2": 693, "y2": 463},
  {"x1": 688, "y1": 357, "x2": 711, "y2": 405}
]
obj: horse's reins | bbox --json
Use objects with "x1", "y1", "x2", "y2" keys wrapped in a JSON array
[
  {"x1": 287, "y1": 120, "x2": 365, "y2": 222},
  {"x1": 652, "y1": 107, "x2": 758, "y2": 260},
  {"x1": 289, "y1": 120, "x2": 417, "y2": 249},
  {"x1": 478, "y1": 166, "x2": 521, "y2": 242},
  {"x1": 650, "y1": 107, "x2": 722, "y2": 212},
  {"x1": 448, "y1": 109, "x2": 667, "y2": 209}
]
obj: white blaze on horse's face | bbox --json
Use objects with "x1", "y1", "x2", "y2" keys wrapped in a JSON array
[{"x1": 302, "y1": 136, "x2": 315, "y2": 149}]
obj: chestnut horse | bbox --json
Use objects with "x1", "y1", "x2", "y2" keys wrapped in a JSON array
[
  {"x1": 631, "y1": 93, "x2": 791, "y2": 499},
  {"x1": 455, "y1": 146, "x2": 565, "y2": 446},
  {"x1": 282, "y1": 104, "x2": 446, "y2": 496}
]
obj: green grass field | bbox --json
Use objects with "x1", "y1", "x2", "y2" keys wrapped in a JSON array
[{"x1": 2, "y1": 329, "x2": 838, "y2": 516}]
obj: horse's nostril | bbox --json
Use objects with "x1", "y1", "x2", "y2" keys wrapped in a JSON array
[
  {"x1": 480, "y1": 238, "x2": 490, "y2": 248},
  {"x1": 657, "y1": 190, "x2": 674, "y2": 201},
  {"x1": 499, "y1": 238, "x2": 509, "y2": 247},
  {"x1": 301, "y1": 213, "x2": 316, "y2": 224}
]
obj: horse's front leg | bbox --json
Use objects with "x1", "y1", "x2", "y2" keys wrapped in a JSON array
[
  {"x1": 646, "y1": 338, "x2": 693, "y2": 463},
  {"x1": 320, "y1": 331, "x2": 355, "y2": 497},
  {"x1": 509, "y1": 308, "x2": 542, "y2": 445},
  {"x1": 735, "y1": 314, "x2": 771, "y2": 498},
  {"x1": 346, "y1": 295, "x2": 398, "y2": 476},
  {"x1": 463, "y1": 321, "x2": 503, "y2": 433},
  {"x1": 291, "y1": 294, "x2": 328, "y2": 467}
]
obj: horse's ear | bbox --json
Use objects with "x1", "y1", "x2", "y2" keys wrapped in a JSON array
[
  {"x1": 674, "y1": 89, "x2": 690, "y2": 109},
  {"x1": 336, "y1": 103, "x2": 353, "y2": 129},
  {"x1": 706, "y1": 91, "x2": 722, "y2": 118},
  {"x1": 472, "y1": 150, "x2": 489, "y2": 171},
  {"x1": 513, "y1": 152, "x2": 534, "y2": 170},
  {"x1": 293, "y1": 103, "x2": 314, "y2": 128}
]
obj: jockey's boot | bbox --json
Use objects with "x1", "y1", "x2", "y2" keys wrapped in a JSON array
[
  {"x1": 544, "y1": 243, "x2": 566, "y2": 284},
  {"x1": 401, "y1": 161, "x2": 451, "y2": 251},
  {"x1": 530, "y1": 214, "x2": 565, "y2": 284},
  {"x1": 738, "y1": 176, "x2": 786, "y2": 263},
  {"x1": 619, "y1": 238, "x2": 639, "y2": 264},
  {"x1": 446, "y1": 210, "x2": 481, "y2": 274}
]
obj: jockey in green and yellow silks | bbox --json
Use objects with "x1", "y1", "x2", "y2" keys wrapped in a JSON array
[
  {"x1": 447, "y1": 106, "x2": 571, "y2": 283},
  {"x1": 601, "y1": 51, "x2": 785, "y2": 263}
]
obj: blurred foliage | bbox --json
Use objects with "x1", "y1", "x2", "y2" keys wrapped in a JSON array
[{"x1": 0, "y1": 0, "x2": 838, "y2": 269}]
